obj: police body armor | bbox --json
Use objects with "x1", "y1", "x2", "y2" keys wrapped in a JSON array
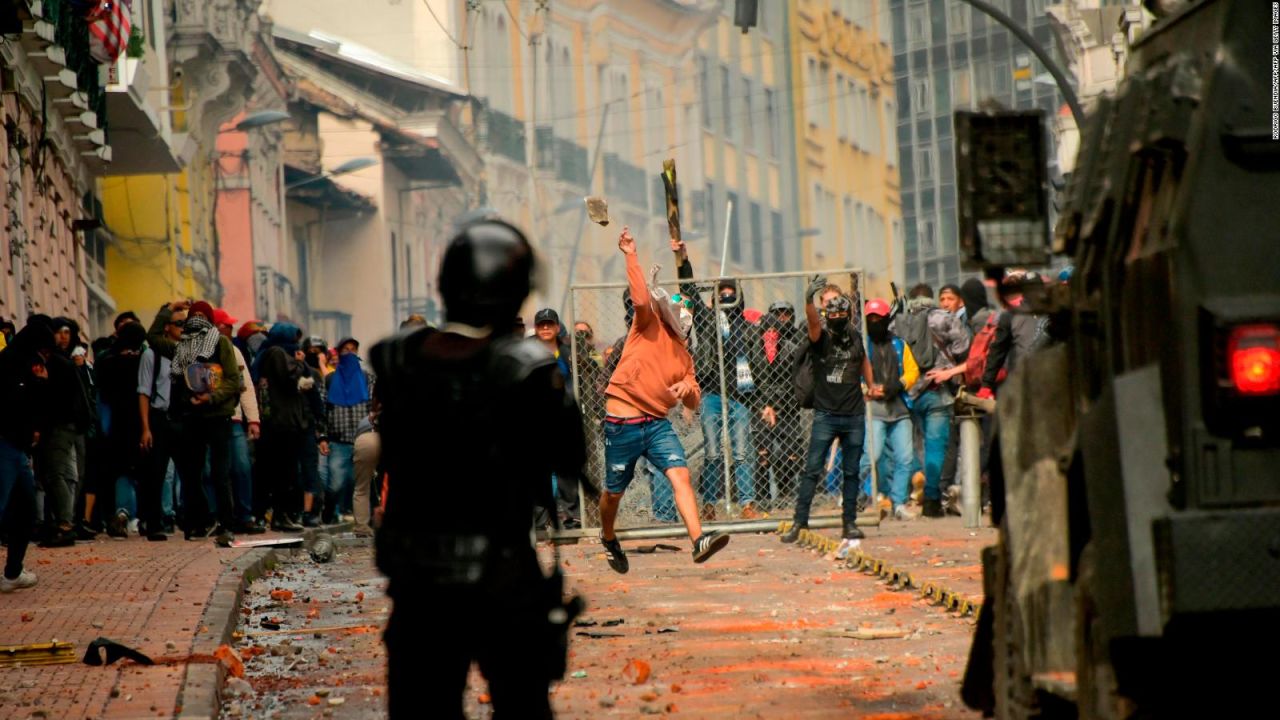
[{"x1": 371, "y1": 325, "x2": 587, "y2": 679}]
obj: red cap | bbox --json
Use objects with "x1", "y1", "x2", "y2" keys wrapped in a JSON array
[
  {"x1": 212, "y1": 308, "x2": 238, "y2": 327},
  {"x1": 189, "y1": 301, "x2": 215, "y2": 321},
  {"x1": 864, "y1": 298, "x2": 891, "y2": 317},
  {"x1": 236, "y1": 321, "x2": 264, "y2": 340}
]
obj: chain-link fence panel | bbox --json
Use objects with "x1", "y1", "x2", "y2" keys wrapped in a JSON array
[{"x1": 569, "y1": 267, "x2": 874, "y2": 533}]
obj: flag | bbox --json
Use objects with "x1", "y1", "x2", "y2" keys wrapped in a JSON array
[{"x1": 88, "y1": 0, "x2": 132, "y2": 65}]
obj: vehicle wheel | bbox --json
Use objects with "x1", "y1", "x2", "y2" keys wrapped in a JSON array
[{"x1": 993, "y1": 523, "x2": 1039, "y2": 720}]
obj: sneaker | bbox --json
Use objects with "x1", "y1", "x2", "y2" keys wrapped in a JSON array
[
  {"x1": 146, "y1": 532, "x2": 168, "y2": 542},
  {"x1": 601, "y1": 536, "x2": 629, "y2": 574},
  {"x1": 214, "y1": 528, "x2": 235, "y2": 547},
  {"x1": 0, "y1": 569, "x2": 37, "y2": 592},
  {"x1": 835, "y1": 538, "x2": 862, "y2": 559},
  {"x1": 780, "y1": 523, "x2": 806, "y2": 544},
  {"x1": 692, "y1": 531, "x2": 730, "y2": 564},
  {"x1": 739, "y1": 502, "x2": 768, "y2": 520},
  {"x1": 272, "y1": 518, "x2": 305, "y2": 533},
  {"x1": 922, "y1": 499, "x2": 944, "y2": 518},
  {"x1": 302, "y1": 514, "x2": 320, "y2": 528},
  {"x1": 40, "y1": 528, "x2": 76, "y2": 548},
  {"x1": 76, "y1": 522, "x2": 99, "y2": 541},
  {"x1": 232, "y1": 521, "x2": 267, "y2": 535},
  {"x1": 893, "y1": 504, "x2": 916, "y2": 521}
]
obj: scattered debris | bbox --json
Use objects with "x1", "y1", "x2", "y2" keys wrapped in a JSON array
[
  {"x1": 82, "y1": 638, "x2": 154, "y2": 666},
  {"x1": 633, "y1": 544, "x2": 681, "y2": 554},
  {"x1": 576, "y1": 631, "x2": 624, "y2": 639},
  {"x1": 571, "y1": 670, "x2": 588, "y2": 679},
  {"x1": 213, "y1": 645, "x2": 245, "y2": 678},
  {"x1": 601, "y1": 619, "x2": 625, "y2": 627},
  {"x1": 269, "y1": 589, "x2": 294, "y2": 602},
  {"x1": 623, "y1": 659, "x2": 652, "y2": 685}
]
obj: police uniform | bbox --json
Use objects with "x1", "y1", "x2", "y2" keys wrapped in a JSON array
[{"x1": 373, "y1": 219, "x2": 588, "y2": 719}]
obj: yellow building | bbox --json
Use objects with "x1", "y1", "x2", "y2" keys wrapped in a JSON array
[{"x1": 789, "y1": 0, "x2": 901, "y2": 297}]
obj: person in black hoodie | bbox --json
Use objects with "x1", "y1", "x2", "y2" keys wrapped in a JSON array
[
  {"x1": 38, "y1": 319, "x2": 94, "y2": 547},
  {"x1": 0, "y1": 318, "x2": 54, "y2": 591},
  {"x1": 251, "y1": 323, "x2": 312, "y2": 532},
  {"x1": 673, "y1": 236, "x2": 768, "y2": 521},
  {"x1": 95, "y1": 323, "x2": 148, "y2": 537},
  {"x1": 754, "y1": 301, "x2": 806, "y2": 510}
]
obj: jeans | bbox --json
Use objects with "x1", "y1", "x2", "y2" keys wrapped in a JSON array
[
  {"x1": 911, "y1": 390, "x2": 953, "y2": 502},
  {"x1": 793, "y1": 411, "x2": 864, "y2": 527},
  {"x1": 602, "y1": 418, "x2": 687, "y2": 494},
  {"x1": 860, "y1": 417, "x2": 915, "y2": 507},
  {"x1": 229, "y1": 422, "x2": 255, "y2": 524},
  {"x1": 324, "y1": 441, "x2": 354, "y2": 521},
  {"x1": 698, "y1": 394, "x2": 755, "y2": 506},
  {"x1": 115, "y1": 475, "x2": 137, "y2": 519},
  {"x1": 302, "y1": 432, "x2": 323, "y2": 496},
  {"x1": 0, "y1": 437, "x2": 36, "y2": 579}
]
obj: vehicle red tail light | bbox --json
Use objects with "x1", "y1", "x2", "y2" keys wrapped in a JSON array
[{"x1": 1228, "y1": 324, "x2": 1280, "y2": 396}]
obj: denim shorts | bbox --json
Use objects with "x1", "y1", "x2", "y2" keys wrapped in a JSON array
[{"x1": 602, "y1": 417, "x2": 687, "y2": 494}]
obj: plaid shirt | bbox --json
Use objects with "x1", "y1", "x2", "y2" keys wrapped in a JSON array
[{"x1": 325, "y1": 371, "x2": 375, "y2": 444}]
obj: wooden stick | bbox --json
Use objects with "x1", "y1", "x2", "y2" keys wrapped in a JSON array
[
  {"x1": 662, "y1": 159, "x2": 682, "y2": 262},
  {"x1": 237, "y1": 623, "x2": 379, "y2": 639}
]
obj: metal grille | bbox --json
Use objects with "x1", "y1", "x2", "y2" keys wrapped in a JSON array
[{"x1": 568, "y1": 267, "x2": 876, "y2": 533}]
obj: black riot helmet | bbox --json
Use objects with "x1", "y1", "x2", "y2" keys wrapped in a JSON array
[{"x1": 438, "y1": 218, "x2": 537, "y2": 328}]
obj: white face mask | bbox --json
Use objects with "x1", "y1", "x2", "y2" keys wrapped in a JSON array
[{"x1": 646, "y1": 265, "x2": 693, "y2": 341}]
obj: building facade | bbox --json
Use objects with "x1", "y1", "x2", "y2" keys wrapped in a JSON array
[
  {"x1": 789, "y1": 0, "x2": 902, "y2": 298},
  {"x1": 2, "y1": 0, "x2": 116, "y2": 334},
  {"x1": 891, "y1": 0, "x2": 1067, "y2": 288}
]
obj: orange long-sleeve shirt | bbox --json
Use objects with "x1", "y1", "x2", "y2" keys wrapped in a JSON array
[{"x1": 604, "y1": 252, "x2": 700, "y2": 418}]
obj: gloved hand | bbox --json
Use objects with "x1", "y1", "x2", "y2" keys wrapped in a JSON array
[
  {"x1": 976, "y1": 387, "x2": 995, "y2": 401},
  {"x1": 807, "y1": 275, "x2": 828, "y2": 303}
]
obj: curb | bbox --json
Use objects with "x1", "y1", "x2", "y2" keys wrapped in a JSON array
[
  {"x1": 176, "y1": 524, "x2": 352, "y2": 720},
  {"x1": 777, "y1": 521, "x2": 982, "y2": 619}
]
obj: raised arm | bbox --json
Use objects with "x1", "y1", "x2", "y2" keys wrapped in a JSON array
[
  {"x1": 620, "y1": 228, "x2": 651, "y2": 329},
  {"x1": 805, "y1": 275, "x2": 827, "y2": 343}
]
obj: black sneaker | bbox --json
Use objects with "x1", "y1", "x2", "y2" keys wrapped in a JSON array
[
  {"x1": 302, "y1": 514, "x2": 320, "y2": 528},
  {"x1": 601, "y1": 536, "x2": 629, "y2": 574},
  {"x1": 842, "y1": 521, "x2": 866, "y2": 540},
  {"x1": 272, "y1": 518, "x2": 305, "y2": 533},
  {"x1": 780, "y1": 523, "x2": 806, "y2": 544},
  {"x1": 922, "y1": 499, "x2": 944, "y2": 518},
  {"x1": 107, "y1": 511, "x2": 130, "y2": 538},
  {"x1": 75, "y1": 522, "x2": 99, "y2": 541},
  {"x1": 214, "y1": 529, "x2": 235, "y2": 547},
  {"x1": 146, "y1": 531, "x2": 168, "y2": 542},
  {"x1": 692, "y1": 531, "x2": 730, "y2": 563},
  {"x1": 232, "y1": 520, "x2": 267, "y2": 535}
]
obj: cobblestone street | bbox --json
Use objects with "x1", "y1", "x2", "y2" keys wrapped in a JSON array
[{"x1": 217, "y1": 518, "x2": 991, "y2": 719}]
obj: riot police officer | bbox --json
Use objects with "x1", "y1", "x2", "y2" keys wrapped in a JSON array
[{"x1": 372, "y1": 217, "x2": 589, "y2": 719}]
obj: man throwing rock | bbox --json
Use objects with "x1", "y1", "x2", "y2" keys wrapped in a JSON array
[{"x1": 598, "y1": 227, "x2": 729, "y2": 573}]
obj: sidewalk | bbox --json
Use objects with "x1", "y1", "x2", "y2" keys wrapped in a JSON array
[{"x1": 0, "y1": 531, "x2": 297, "y2": 720}]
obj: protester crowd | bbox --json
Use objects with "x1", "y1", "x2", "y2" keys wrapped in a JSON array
[{"x1": 0, "y1": 302, "x2": 398, "y2": 593}]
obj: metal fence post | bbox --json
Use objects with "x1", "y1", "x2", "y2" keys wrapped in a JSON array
[
  {"x1": 711, "y1": 287, "x2": 734, "y2": 518},
  {"x1": 959, "y1": 413, "x2": 982, "y2": 528}
]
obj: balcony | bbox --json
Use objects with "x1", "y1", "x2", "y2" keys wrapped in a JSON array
[
  {"x1": 103, "y1": 0, "x2": 179, "y2": 175},
  {"x1": 604, "y1": 153, "x2": 647, "y2": 210},
  {"x1": 21, "y1": 0, "x2": 111, "y2": 164},
  {"x1": 483, "y1": 106, "x2": 526, "y2": 164}
]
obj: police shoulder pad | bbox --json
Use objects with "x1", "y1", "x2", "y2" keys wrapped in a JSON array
[{"x1": 490, "y1": 336, "x2": 556, "y2": 385}]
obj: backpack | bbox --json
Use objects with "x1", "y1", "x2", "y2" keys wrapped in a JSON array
[
  {"x1": 792, "y1": 337, "x2": 814, "y2": 409},
  {"x1": 964, "y1": 312, "x2": 1005, "y2": 390},
  {"x1": 896, "y1": 308, "x2": 940, "y2": 372}
]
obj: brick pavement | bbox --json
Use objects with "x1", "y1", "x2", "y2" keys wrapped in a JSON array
[{"x1": 0, "y1": 533, "x2": 282, "y2": 720}]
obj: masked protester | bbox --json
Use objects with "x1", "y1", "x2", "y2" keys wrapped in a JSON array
[
  {"x1": 782, "y1": 280, "x2": 876, "y2": 550},
  {"x1": 0, "y1": 318, "x2": 55, "y2": 591},
  {"x1": 146, "y1": 300, "x2": 244, "y2": 545},
  {"x1": 594, "y1": 227, "x2": 730, "y2": 576},
  {"x1": 672, "y1": 237, "x2": 768, "y2": 521},
  {"x1": 372, "y1": 217, "x2": 589, "y2": 718},
  {"x1": 859, "y1": 298, "x2": 920, "y2": 521}
]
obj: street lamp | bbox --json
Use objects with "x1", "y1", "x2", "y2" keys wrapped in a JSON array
[
  {"x1": 232, "y1": 110, "x2": 291, "y2": 132},
  {"x1": 286, "y1": 157, "x2": 379, "y2": 190}
]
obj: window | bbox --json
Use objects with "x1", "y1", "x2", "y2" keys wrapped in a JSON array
[
  {"x1": 646, "y1": 84, "x2": 664, "y2": 160},
  {"x1": 921, "y1": 217, "x2": 937, "y2": 256},
  {"x1": 878, "y1": 0, "x2": 892, "y2": 42},
  {"x1": 818, "y1": 62, "x2": 831, "y2": 129},
  {"x1": 742, "y1": 78, "x2": 755, "y2": 149},
  {"x1": 836, "y1": 73, "x2": 849, "y2": 141},
  {"x1": 749, "y1": 201, "x2": 763, "y2": 269},
  {"x1": 867, "y1": 86, "x2": 881, "y2": 154},
  {"x1": 727, "y1": 190, "x2": 741, "y2": 263},
  {"x1": 975, "y1": 61, "x2": 993, "y2": 102},
  {"x1": 993, "y1": 61, "x2": 1011, "y2": 96},
  {"x1": 884, "y1": 99, "x2": 897, "y2": 166},
  {"x1": 771, "y1": 211, "x2": 784, "y2": 270},
  {"x1": 764, "y1": 87, "x2": 778, "y2": 158},
  {"x1": 721, "y1": 65, "x2": 733, "y2": 138},
  {"x1": 952, "y1": 66, "x2": 972, "y2": 107},
  {"x1": 912, "y1": 77, "x2": 930, "y2": 117},
  {"x1": 918, "y1": 145, "x2": 934, "y2": 180},
  {"x1": 554, "y1": 47, "x2": 574, "y2": 136},
  {"x1": 934, "y1": 68, "x2": 951, "y2": 115},
  {"x1": 698, "y1": 56, "x2": 711, "y2": 128},
  {"x1": 843, "y1": 196, "x2": 855, "y2": 264},
  {"x1": 908, "y1": 4, "x2": 929, "y2": 49},
  {"x1": 949, "y1": 2, "x2": 968, "y2": 35},
  {"x1": 805, "y1": 57, "x2": 820, "y2": 127}
]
